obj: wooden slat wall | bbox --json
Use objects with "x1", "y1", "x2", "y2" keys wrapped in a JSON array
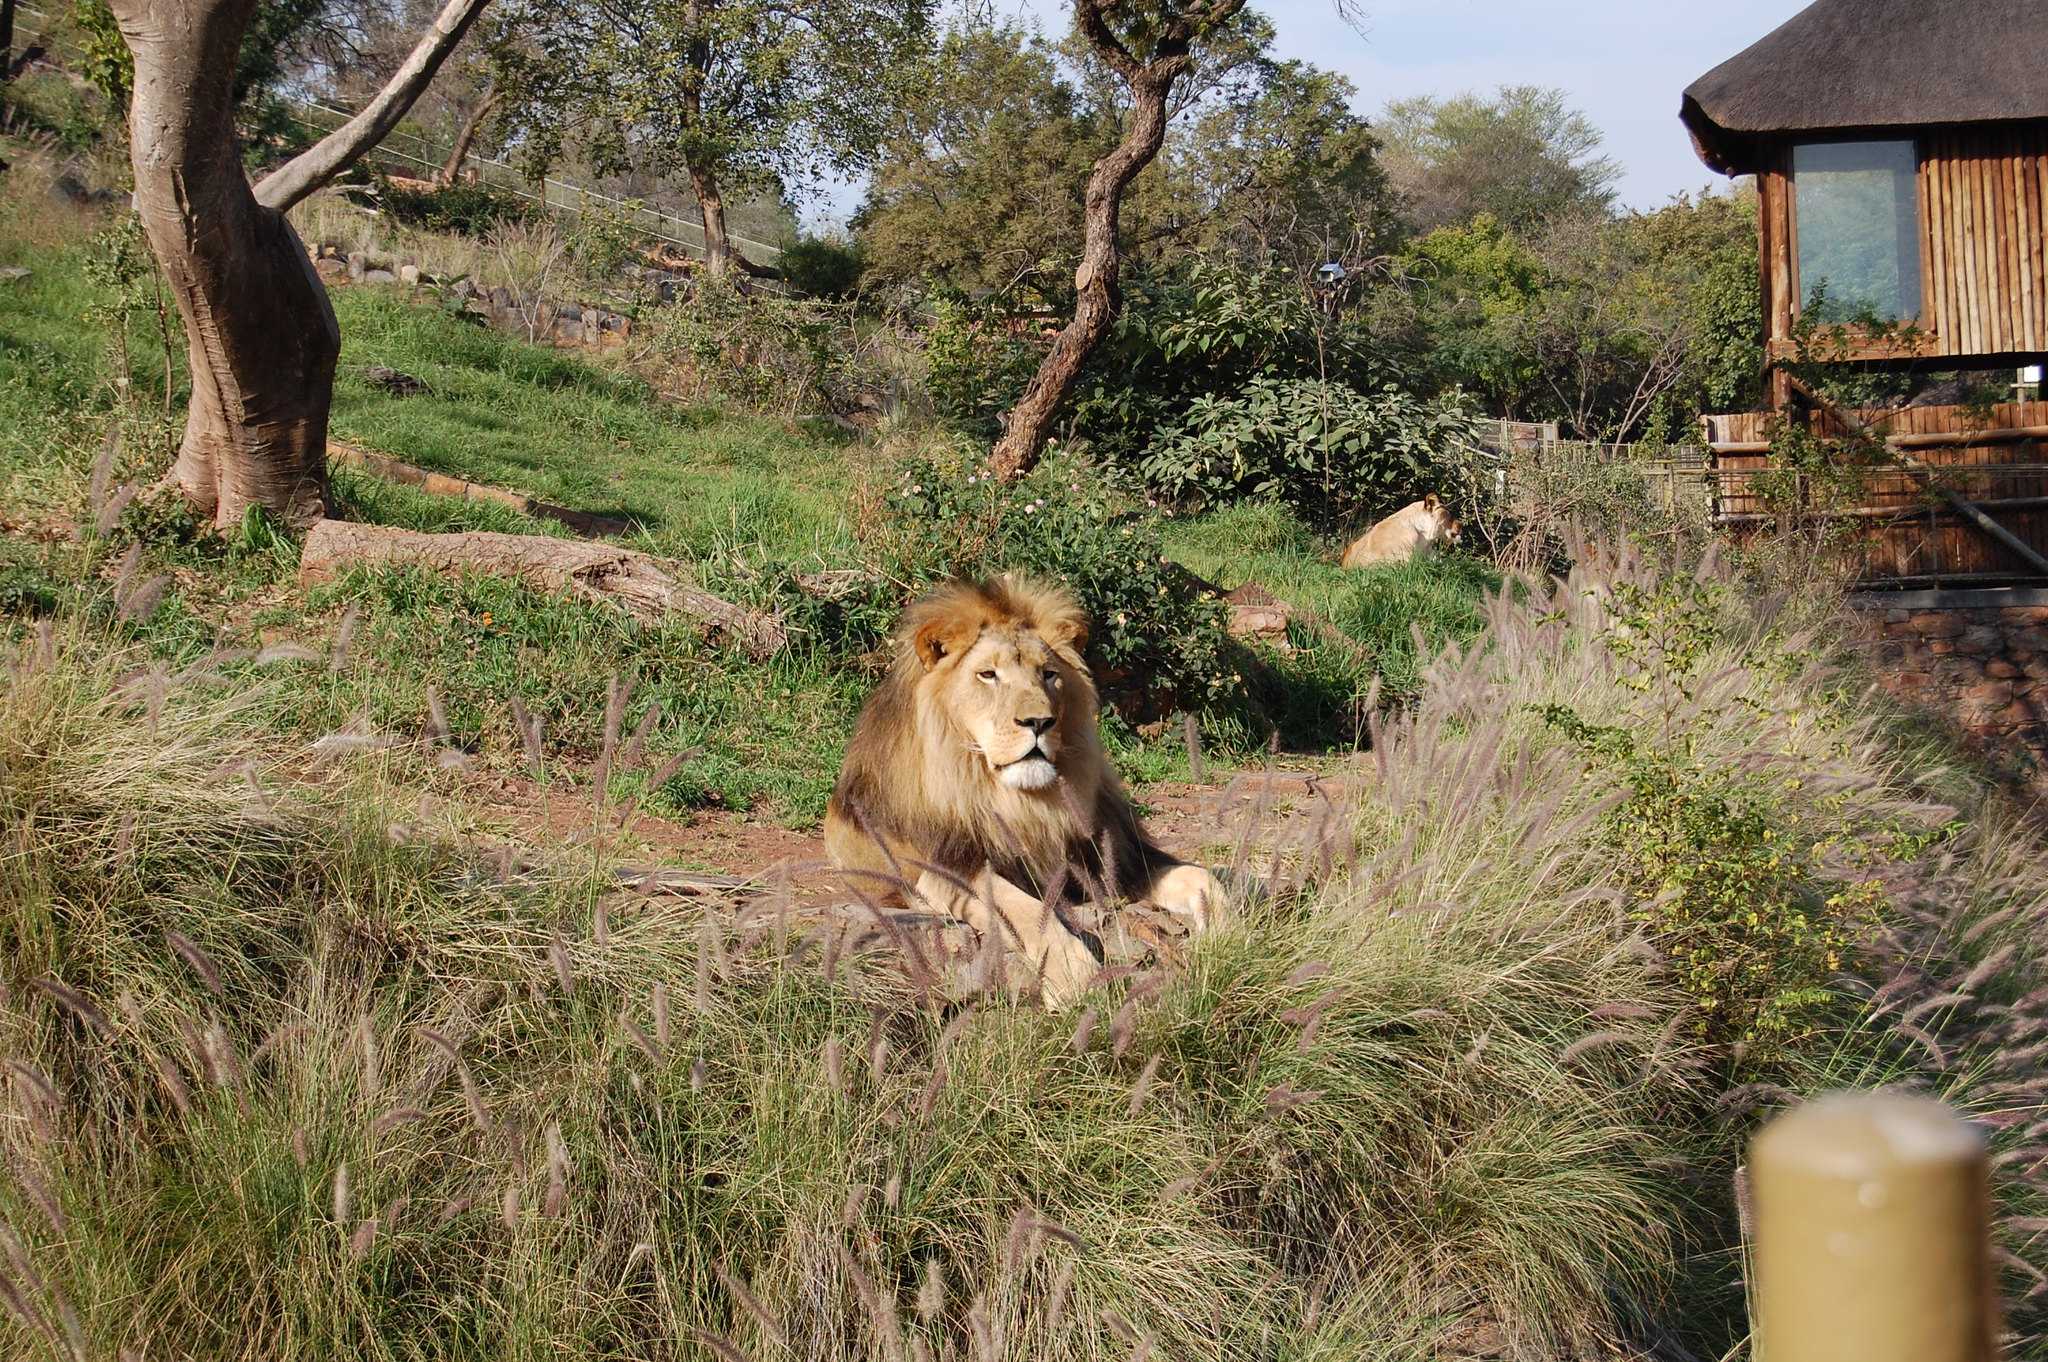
[
  {"x1": 1704, "y1": 401, "x2": 2048, "y2": 583},
  {"x1": 1764, "y1": 124, "x2": 2048, "y2": 363}
]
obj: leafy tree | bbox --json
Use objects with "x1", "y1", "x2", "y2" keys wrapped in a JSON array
[
  {"x1": 1377, "y1": 192, "x2": 1761, "y2": 443},
  {"x1": 1377, "y1": 213, "x2": 1549, "y2": 418},
  {"x1": 987, "y1": 0, "x2": 1251, "y2": 480},
  {"x1": 1150, "y1": 54, "x2": 1397, "y2": 273},
  {"x1": 1379, "y1": 85, "x2": 1619, "y2": 234},
  {"x1": 498, "y1": 0, "x2": 933, "y2": 277},
  {"x1": 855, "y1": 23, "x2": 1104, "y2": 301}
]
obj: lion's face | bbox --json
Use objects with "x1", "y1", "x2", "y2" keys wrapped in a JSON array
[
  {"x1": 900, "y1": 578, "x2": 1096, "y2": 795},
  {"x1": 937, "y1": 626, "x2": 1081, "y2": 790}
]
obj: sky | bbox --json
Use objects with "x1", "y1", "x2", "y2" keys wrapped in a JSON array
[{"x1": 809, "y1": 0, "x2": 1815, "y2": 226}]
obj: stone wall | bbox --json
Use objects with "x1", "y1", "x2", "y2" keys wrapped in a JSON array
[{"x1": 1858, "y1": 588, "x2": 2048, "y2": 775}]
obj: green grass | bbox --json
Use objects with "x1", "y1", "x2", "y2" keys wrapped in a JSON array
[{"x1": 326, "y1": 292, "x2": 860, "y2": 562}]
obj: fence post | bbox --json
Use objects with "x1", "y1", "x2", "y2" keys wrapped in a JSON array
[{"x1": 1749, "y1": 1091, "x2": 1999, "y2": 1362}]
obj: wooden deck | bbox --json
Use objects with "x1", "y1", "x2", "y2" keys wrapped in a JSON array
[{"x1": 1703, "y1": 400, "x2": 2048, "y2": 585}]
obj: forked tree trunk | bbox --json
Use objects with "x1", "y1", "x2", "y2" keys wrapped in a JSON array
[
  {"x1": 113, "y1": 0, "x2": 339, "y2": 529},
  {"x1": 987, "y1": 67, "x2": 1177, "y2": 481},
  {"x1": 436, "y1": 84, "x2": 503, "y2": 187},
  {"x1": 108, "y1": 0, "x2": 489, "y2": 531}
]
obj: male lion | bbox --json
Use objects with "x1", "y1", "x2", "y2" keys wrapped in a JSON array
[
  {"x1": 823, "y1": 577, "x2": 1221, "y2": 1004},
  {"x1": 1340, "y1": 494, "x2": 1462, "y2": 569}
]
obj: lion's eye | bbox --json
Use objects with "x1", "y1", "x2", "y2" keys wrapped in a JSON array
[
  {"x1": 1042, "y1": 668, "x2": 1060, "y2": 685},
  {"x1": 976, "y1": 669, "x2": 998, "y2": 683}
]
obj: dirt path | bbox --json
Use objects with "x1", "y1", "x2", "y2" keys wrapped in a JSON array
[{"x1": 461, "y1": 762, "x2": 1363, "y2": 895}]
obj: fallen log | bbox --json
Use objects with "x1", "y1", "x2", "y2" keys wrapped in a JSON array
[{"x1": 299, "y1": 521, "x2": 787, "y2": 657}]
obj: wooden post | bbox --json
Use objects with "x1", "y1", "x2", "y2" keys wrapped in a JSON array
[{"x1": 1749, "y1": 1092, "x2": 1999, "y2": 1362}]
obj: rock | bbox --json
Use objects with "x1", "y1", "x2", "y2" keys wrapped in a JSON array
[
  {"x1": 361, "y1": 267, "x2": 398, "y2": 285},
  {"x1": 399, "y1": 263, "x2": 421, "y2": 286},
  {"x1": 347, "y1": 254, "x2": 367, "y2": 281},
  {"x1": 1963, "y1": 680, "x2": 2015, "y2": 706},
  {"x1": 556, "y1": 302, "x2": 582, "y2": 321},
  {"x1": 1223, "y1": 583, "x2": 1294, "y2": 649},
  {"x1": 1988, "y1": 659, "x2": 2021, "y2": 679},
  {"x1": 361, "y1": 365, "x2": 432, "y2": 397},
  {"x1": 1957, "y1": 626, "x2": 2004, "y2": 654},
  {"x1": 489, "y1": 286, "x2": 513, "y2": 310},
  {"x1": 450, "y1": 277, "x2": 477, "y2": 300},
  {"x1": 0, "y1": 266, "x2": 29, "y2": 284},
  {"x1": 314, "y1": 257, "x2": 351, "y2": 284}
]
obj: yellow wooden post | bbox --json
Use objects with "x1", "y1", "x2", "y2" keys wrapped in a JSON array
[{"x1": 1749, "y1": 1091, "x2": 1999, "y2": 1362}]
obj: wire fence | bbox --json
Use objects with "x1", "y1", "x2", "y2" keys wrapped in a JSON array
[{"x1": 12, "y1": 2, "x2": 787, "y2": 289}]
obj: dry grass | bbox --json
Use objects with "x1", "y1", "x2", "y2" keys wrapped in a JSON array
[{"x1": 4, "y1": 535, "x2": 2048, "y2": 1361}]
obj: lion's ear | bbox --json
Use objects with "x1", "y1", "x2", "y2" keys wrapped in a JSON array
[
  {"x1": 913, "y1": 614, "x2": 975, "y2": 670},
  {"x1": 1043, "y1": 609, "x2": 1088, "y2": 655},
  {"x1": 1423, "y1": 493, "x2": 1440, "y2": 510}
]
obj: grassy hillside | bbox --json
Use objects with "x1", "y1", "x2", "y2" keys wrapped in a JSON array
[
  {"x1": 12, "y1": 150, "x2": 2048, "y2": 1361},
  {"x1": 0, "y1": 188, "x2": 1494, "y2": 826}
]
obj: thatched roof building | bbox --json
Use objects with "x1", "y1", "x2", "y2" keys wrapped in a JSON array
[{"x1": 1682, "y1": 0, "x2": 2048, "y2": 176}]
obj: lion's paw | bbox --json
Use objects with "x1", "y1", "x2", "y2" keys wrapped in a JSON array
[
  {"x1": 1149, "y1": 863, "x2": 1223, "y2": 933},
  {"x1": 1033, "y1": 932, "x2": 1102, "y2": 1010}
]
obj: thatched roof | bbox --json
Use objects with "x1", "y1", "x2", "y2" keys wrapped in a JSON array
[{"x1": 1682, "y1": 0, "x2": 2048, "y2": 175}]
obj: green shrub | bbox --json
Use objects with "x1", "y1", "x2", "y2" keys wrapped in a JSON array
[
  {"x1": 647, "y1": 275, "x2": 879, "y2": 417},
  {"x1": 852, "y1": 447, "x2": 1239, "y2": 716},
  {"x1": 921, "y1": 296, "x2": 1041, "y2": 437},
  {"x1": 377, "y1": 179, "x2": 535, "y2": 236},
  {"x1": 778, "y1": 233, "x2": 865, "y2": 300},
  {"x1": 1141, "y1": 375, "x2": 1485, "y2": 529},
  {"x1": 1531, "y1": 573, "x2": 1905, "y2": 1053},
  {"x1": 567, "y1": 196, "x2": 644, "y2": 280}
]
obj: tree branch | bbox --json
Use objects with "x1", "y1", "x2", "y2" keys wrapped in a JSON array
[{"x1": 254, "y1": 0, "x2": 492, "y2": 212}]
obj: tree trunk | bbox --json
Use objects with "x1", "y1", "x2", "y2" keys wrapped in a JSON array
[
  {"x1": 687, "y1": 160, "x2": 732, "y2": 278},
  {"x1": 435, "y1": 84, "x2": 503, "y2": 188},
  {"x1": 113, "y1": 0, "x2": 339, "y2": 530},
  {"x1": 108, "y1": 0, "x2": 489, "y2": 532},
  {"x1": 1, "y1": 0, "x2": 15, "y2": 83},
  {"x1": 299, "y1": 522, "x2": 789, "y2": 656},
  {"x1": 987, "y1": 70, "x2": 1176, "y2": 480}
]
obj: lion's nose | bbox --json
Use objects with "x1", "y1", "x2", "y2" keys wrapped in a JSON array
[{"x1": 1017, "y1": 714, "x2": 1054, "y2": 737}]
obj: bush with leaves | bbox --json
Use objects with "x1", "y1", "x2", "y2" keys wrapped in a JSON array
[
  {"x1": 1067, "y1": 262, "x2": 1395, "y2": 466},
  {"x1": 921, "y1": 297, "x2": 1043, "y2": 438},
  {"x1": 1532, "y1": 572, "x2": 1913, "y2": 1053},
  {"x1": 779, "y1": 234, "x2": 865, "y2": 300},
  {"x1": 851, "y1": 446, "x2": 1238, "y2": 716},
  {"x1": 647, "y1": 275, "x2": 883, "y2": 416},
  {"x1": 376, "y1": 178, "x2": 535, "y2": 236},
  {"x1": 1141, "y1": 375, "x2": 1485, "y2": 529}
]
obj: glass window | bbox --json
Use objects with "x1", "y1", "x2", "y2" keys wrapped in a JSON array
[{"x1": 1794, "y1": 140, "x2": 1923, "y2": 323}]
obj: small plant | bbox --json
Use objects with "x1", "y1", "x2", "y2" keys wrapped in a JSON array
[
  {"x1": 779, "y1": 233, "x2": 865, "y2": 300},
  {"x1": 378, "y1": 178, "x2": 535, "y2": 236},
  {"x1": 647, "y1": 276, "x2": 882, "y2": 416},
  {"x1": 567, "y1": 196, "x2": 643, "y2": 282},
  {"x1": 81, "y1": 215, "x2": 179, "y2": 429},
  {"x1": 921, "y1": 297, "x2": 1041, "y2": 437},
  {"x1": 853, "y1": 447, "x2": 1239, "y2": 716}
]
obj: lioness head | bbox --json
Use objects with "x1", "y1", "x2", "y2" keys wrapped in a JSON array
[
  {"x1": 903, "y1": 577, "x2": 1095, "y2": 792},
  {"x1": 1422, "y1": 493, "x2": 1463, "y2": 548}
]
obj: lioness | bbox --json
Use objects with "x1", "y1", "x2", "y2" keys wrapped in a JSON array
[
  {"x1": 823, "y1": 577, "x2": 1221, "y2": 1004},
  {"x1": 1340, "y1": 494, "x2": 1462, "y2": 569}
]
